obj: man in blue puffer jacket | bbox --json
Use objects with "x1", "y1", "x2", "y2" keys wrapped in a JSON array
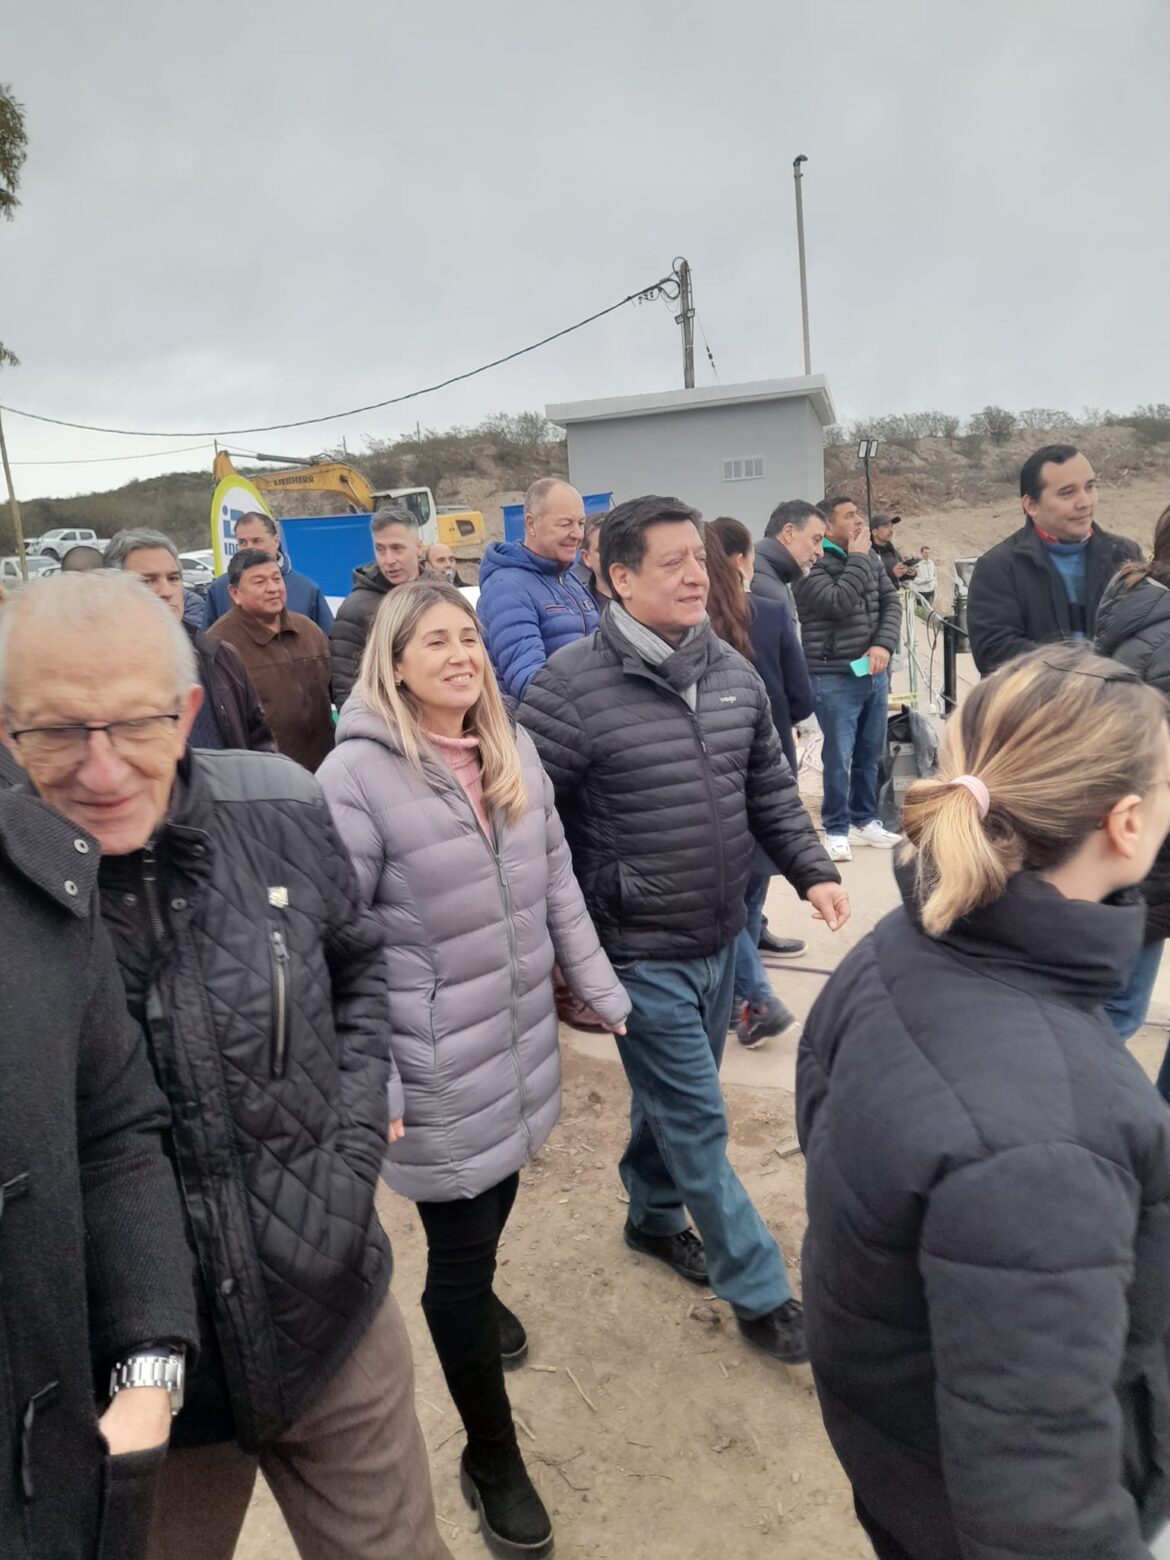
[{"x1": 478, "y1": 478, "x2": 599, "y2": 701}]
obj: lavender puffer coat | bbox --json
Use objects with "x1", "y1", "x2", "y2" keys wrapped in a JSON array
[{"x1": 318, "y1": 699, "x2": 629, "y2": 1202}]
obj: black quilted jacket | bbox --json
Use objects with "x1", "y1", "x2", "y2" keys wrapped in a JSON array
[
  {"x1": 794, "y1": 544, "x2": 902, "y2": 674},
  {"x1": 518, "y1": 613, "x2": 839, "y2": 961},
  {"x1": 98, "y1": 750, "x2": 392, "y2": 1451}
]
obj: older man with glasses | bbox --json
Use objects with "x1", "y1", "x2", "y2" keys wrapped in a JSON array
[{"x1": 0, "y1": 571, "x2": 452, "y2": 1560}]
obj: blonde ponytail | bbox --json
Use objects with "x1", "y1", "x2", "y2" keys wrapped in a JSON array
[{"x1": 900, "y1": 645, "x2": 1168, "y2": 936}]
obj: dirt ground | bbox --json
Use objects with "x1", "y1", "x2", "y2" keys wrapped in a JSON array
[{"x1": 235, "y1": 1037, "x2": 868, "y2": 1560}]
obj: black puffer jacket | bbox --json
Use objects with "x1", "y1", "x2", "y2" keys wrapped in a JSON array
[
  {"x1": 794, "y1": 544, "x2": 902, "y2": 674},
  {"x1": 1097, "y1": 571, "x2": 1170, "y2": 940},
  {"x1": 798, "y1": 867, "x2": 1170, "y2": 1559},
  {"x1": 98, "y1": 750, "x2": 392, "y2": 1451},
  {"x1": 330, "y1": 562, "x2": 392, "y2": 707},
  {"x1": 0, "y1": 789, "x2": 197, "y2": 1560},
  {"x1": 967, "y1": 520, "x2": 1141, "y2": 674},
  {"x1": 518, "y1": 612, "x2": 838, "y2": 960}
]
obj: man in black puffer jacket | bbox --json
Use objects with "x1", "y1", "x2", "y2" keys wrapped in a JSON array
[
  {"x1": 795, "y1": 495, "x2": 903, "y2": 862},
  {"x1": 520, "y1": 496, "x2": 848, "y2": 1366},
  {"x1": 330, "y1": 508, "x2": 421, "y2": 708},
  {"x1": 1, "y1": 571, "x2": 451, "y2": 1560}
]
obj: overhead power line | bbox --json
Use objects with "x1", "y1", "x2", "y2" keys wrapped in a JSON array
[
  {"x1": 10, "y1": 442, "x2": 212, "y2": 467},
  {"x1": 0, "y1": 275, "x2": 676, "y2": 441}
]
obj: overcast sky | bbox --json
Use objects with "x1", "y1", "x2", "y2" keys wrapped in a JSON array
[{"x1": 4, "y1": 0, "x2": 1167, "y2": 500}]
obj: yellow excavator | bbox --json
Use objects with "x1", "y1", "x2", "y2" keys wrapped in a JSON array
[{"x1": 211, "y1": 452, "x2": 486, "y2": 556}]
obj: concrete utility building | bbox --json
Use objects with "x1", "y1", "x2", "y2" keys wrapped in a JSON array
[{"x1": 546, "y1": 375, "x2": 836, "y2": 537}]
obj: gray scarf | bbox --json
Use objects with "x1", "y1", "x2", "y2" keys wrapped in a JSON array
[{"x1": 609, "y1": 603, "x2": 709, "y2": 710}]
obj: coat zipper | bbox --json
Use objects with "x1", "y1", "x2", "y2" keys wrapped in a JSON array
[
  {"x1": 426, "y1": 756, "x2": 530, "y2": 1148},
  {"x1": 269, "y1": 928, "x2": 289, "y2": 1076},
  {"x1": 141, "y1": 843, "x2": 166, "y2": 943},
  {"x1": 686, "y1": 708, "x2": 727, "y2": 927},
  {"x1": 489, "y1": 833, "x2": 530, "y2": 1151},
  {"x1": 611, "y1": 657, "x2": 729, "y2": 917}
]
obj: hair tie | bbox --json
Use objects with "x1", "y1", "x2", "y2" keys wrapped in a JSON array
[{"x1": 949, "y1": 775, "x2": 990, "y2": 818}]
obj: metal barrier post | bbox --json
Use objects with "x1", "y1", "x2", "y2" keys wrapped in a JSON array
[{"x1": 942, "y1": 617, "x2": 959, "y2": 715}]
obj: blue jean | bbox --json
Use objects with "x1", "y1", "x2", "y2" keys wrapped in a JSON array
[
  {"x1": 733, "y1": 870, "x2": 772, "y2": 1008},
  {"x1": 811, "y1": 670, "x2": 889, "y2": 837},
  {"x1": 1105, "y1": 940, "x2": 1164, "y2": 1046},
  {"x1": 614, "y1": 945, "x2": 791, "y2": 1319}
]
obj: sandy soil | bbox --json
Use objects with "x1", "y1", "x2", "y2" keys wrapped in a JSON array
[{"x1": 234, "y1": 1042, "x2": 869, "y2": 1560}]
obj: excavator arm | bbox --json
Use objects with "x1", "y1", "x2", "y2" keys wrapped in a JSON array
[{"x1": 212, "y1": 451, "x2": 376, "y2": 513}]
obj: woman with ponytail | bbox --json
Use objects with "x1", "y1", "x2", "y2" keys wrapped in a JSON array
[{"x1": 797, "y1": 643, "x2": 1170, "y2": 1559}]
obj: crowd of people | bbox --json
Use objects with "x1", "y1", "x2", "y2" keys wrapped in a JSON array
[{"x1": 4, "y1": 442, "x2": 1170, "y2": 1559}]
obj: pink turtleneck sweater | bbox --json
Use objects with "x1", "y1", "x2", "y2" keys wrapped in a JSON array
[{"x1": 427, "y1": 730, "x2": 491, "y2": 839}]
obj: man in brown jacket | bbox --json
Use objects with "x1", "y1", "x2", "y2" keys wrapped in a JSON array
[{"x1": 208, "y1": 549, "x2": 334, "y2": 771}]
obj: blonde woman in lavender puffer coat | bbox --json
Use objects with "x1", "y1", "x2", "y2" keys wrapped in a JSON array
[{"x1": 318, "y1": 578, "x2": 628, "y2": 1560}]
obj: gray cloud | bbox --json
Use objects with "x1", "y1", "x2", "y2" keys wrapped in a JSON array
[{"x1": 4, "y1": 0, "x2": 1167, "y2": 499}]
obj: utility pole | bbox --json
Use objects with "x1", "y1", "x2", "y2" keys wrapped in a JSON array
[
  {"x1": 857, "y1": 438, "x2": 880, "y2": 520},
  {"x1": 0, "y1": 409, "x2": 28, "y2": 581},
  {"x1": 674, "y1": 257, "x2": 695, "y2": 389},
  {"x1": 793, "y1": 154, "x2": 812, "y2": 376}
]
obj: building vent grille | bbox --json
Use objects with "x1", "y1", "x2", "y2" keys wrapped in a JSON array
[{"x1": 722, "y1": 456, "x2": 765, "y2": 482}]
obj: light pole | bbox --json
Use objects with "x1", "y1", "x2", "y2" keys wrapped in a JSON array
[
  {"x1": 857, "y1": 438, "x2": 880, "y2": 520},
  {"x1": 793, "y1": 154, "x2": 811, "y2": 376}
]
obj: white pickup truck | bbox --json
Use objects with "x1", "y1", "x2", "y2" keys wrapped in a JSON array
[
  {"x1": 0, "y1": 555, "x2": 61, "y2": 586},
  {"x1": 31, "y1": 527, "x2": 107, "y2": 560}
]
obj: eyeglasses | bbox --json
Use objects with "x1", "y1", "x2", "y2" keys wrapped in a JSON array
[{"x1": 7, "y1": 709, "x2": 181, "y2": 772}]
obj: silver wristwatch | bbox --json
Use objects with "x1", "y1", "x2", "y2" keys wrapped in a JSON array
[{"x1": 109, "y1": 1350, "x2": 186, "y2": 1417}]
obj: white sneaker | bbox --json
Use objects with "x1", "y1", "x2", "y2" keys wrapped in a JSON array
[
  {"x1": 851, "y1": 820, "x2": 902, "y2": 850},
  {"x1": 824, "y1": 834, "x2": 852, "y2": 862}
]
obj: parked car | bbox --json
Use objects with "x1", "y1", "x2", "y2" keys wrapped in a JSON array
[
  {"x1": 34, "y1": 527, "x2": 105, "y2": 560},
  {"x1": 0, "y1": 555, "x2": 61, "y2": 586},
  {"x1": 179, "y1": 550, "x2": 216, "y2": 594}
]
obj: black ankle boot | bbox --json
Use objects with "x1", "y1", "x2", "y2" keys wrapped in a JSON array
[
  {"x1": 494, "y1": 1295, "x2": 528, "y2": 1370},
  {"x1": 460, "y1": 1444, "x2": 554, "y2": 1559}
]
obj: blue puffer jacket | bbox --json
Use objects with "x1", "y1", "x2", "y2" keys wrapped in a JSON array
[{"x1": 478, "y1": 542, "x2": 599, "y2": 701}]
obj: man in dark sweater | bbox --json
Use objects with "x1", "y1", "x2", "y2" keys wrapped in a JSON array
[
  {"x1": 520, "y1": 496, "x2": 848, "y2": 1366},
  {"x1": 967, "y1": 444, "x2": 1142, "y2": 674},
  {"x1": 751, "y1": 498, "x2": 825, "y2": 624}
]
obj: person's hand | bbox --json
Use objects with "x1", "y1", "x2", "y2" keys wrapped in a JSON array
[
  {"x1": 388, "y1": 1117, "x2": 405, "y2": 1143},
  {"x1": 808, "y1": 882, "x2": 851, "y2": 932},
  {"x1": 893, "y1": 562, "x2": 909, "y2": 578},
  {"x1": 846, "y1": 524, "x2": 871, "y2": 555},
  {"x1": 98, "y1": 1388, "x2": 171, "y2": 1456},
  {"x1": 606, "y1": 1021, "x2": 627, "y2": 1036},
  {"x1": 868, "y1": 646, "x2": 891, "y2": 675}
]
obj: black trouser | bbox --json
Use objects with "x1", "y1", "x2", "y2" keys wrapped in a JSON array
[
  {"x1": 854, "y1": 1495, "x2": 917, "y2": 1560},
  {"x1": 416, "y1": 1172, "x2": 520, "y2": 1464}
]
